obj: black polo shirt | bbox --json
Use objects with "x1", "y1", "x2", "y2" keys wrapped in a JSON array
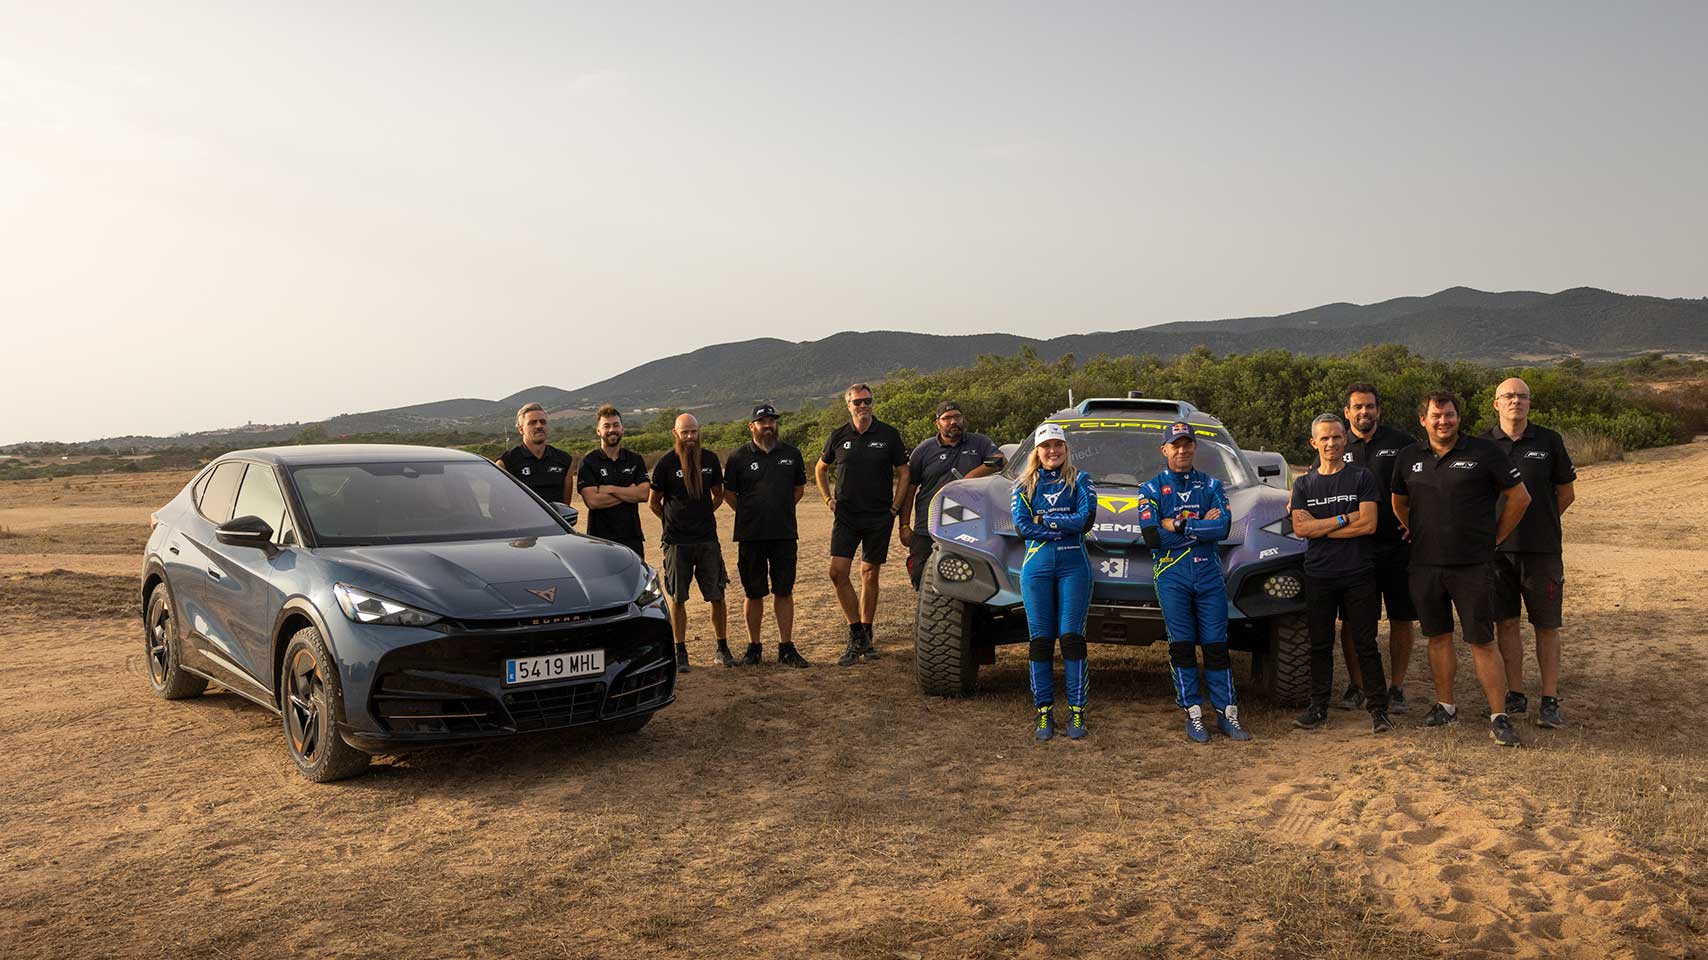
[
  {"x1": 1390, "y1": 434, "x2": 1524, "y2": 566},
  {"x1": 577, "y1": 446, "x2": 650, "y2": 544},
  {"x1": 724, "y1": 442, "x2": 807, "y2": 541},
  {"x1": 499, "y1": 444, "x2": 573, "y2": 503},
  {"x1": 1484, "y1": 422, "x2": 1576, "y2": 555},
  {"x1": 651, "y1": 449, "x2": 723, "y2": 545},
  {"x1": 907, "y1": 433, "x2": 1004, "y2": 530},
  {"x1": 1289, "y1": 464, "x2": 1379, "y2": 578},
  {"x1": 1343, "y1": 423, "x2": 1414, "y2": 545},
  {"x1": 821, "y1": 419, "x2": 907, "y2": 524}
]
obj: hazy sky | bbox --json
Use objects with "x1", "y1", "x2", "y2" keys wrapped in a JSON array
[{"x1": 4, "y1": 1, "x2": 1704, "y2": 444}]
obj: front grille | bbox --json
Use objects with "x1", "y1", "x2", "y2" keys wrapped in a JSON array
[
  {"x1": 504, "y1": 681, "x2": 606, "y2": 732},
  {"x1": 604, "y1": 660, "x2": 672, "y2": 716}
]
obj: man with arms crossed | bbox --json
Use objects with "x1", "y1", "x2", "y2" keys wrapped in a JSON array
[
  {"x1": 1484, "y1": 377, "x2": 1576, "y2": 728},
  {"x1": 816, "y1": 383, "x2": 908, "y2": 666},
  {"x1": 577, "y1": 405, "x2": 651, "y2": 558},
  {"x1": 1391, "y1": 390, "x2": 1531, "y2": 747},
  {"x1": 897, "y1": 401, "x2": 1006, "y2": 589},
  {"x1": 650, "y1": 414, "x2": 732, "y2": 672},
  {"x1": 1290, "y1": 414, "x2": 1391, "y2": 734},
  {"x1": 498, "y1": 403, "x2": 574, "y2": 512},
  {"x1": 723, "y1": 404, "x2": 811, "y2": 668},
  {"x1": 1340, "y1": 383, "x2": 1417, "y2": 713}
]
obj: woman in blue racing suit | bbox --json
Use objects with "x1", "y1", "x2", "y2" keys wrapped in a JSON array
[{"x1": 1010, "y1": 422, "x2": 1097, "y2": 740}]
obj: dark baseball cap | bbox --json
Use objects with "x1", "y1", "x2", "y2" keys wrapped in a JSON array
[
  {"x1": 750, "y1": 403, "x2": 780, "y2": 422},
  {"x1": 933, "y1": 401, "x2": 963, "y2": 418},
  {"x1": 1163, "y1": 420, "x2": 1196, "y2": 443}
]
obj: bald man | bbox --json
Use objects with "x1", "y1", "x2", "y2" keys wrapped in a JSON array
[
  {"x1": 1485, "y1": 377, "x2": 1577, "y2": 728},
  {"x1": 649, "y1": 413, "x2": 732, "y2": 671}
]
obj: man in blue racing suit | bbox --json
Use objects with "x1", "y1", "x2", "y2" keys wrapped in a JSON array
[
  {"x1": 1139, "y1": 421, "x2": 1253, "y2": 744},
  {"x1": 1010, "y1": 423, "x2": 1097, "y2": 740}
]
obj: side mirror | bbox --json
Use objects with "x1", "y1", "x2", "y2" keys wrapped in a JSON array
[
  {"x1": 217, "y1": 515, "x2": 275, "y2": 550},
  {"x1": 999, "y1": 443, "x2": 1020, "y2": 465},
  {"x1": 1244, "y1": 451, "x2": 1290, "y2": 489},
  {"x1": 551, "y1": 502, "x2": 579, "y2": 527},
  {"x1": 1258, "y1": 465, "x2": 1282, "y2": 478}
]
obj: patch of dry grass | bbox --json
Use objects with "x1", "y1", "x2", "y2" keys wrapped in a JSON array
[{"x1": 1560, "y1": 428, "x2": 1625, "y2": 464}]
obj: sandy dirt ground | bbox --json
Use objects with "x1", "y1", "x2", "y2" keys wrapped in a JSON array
[{"x1": 1, "y1": 446, "x2": 1704, "y2": 959}]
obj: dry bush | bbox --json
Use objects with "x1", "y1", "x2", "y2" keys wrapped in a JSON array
[{"x1": 1560, "y1": 428, "x2": 1624, "y2": 465}]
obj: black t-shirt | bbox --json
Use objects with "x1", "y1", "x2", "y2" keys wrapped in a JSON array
[
  {"x1": 820, "y1": 419, "x2": 908, "y2": 523},
  {"x1": 499, "y1": 444, "x2": 573, "y2": 503},
  {"x1": 1485, "y1": 423, "x2": 1576, "y2": 555},
  {"x1": 724, "y1": 442, "x2": 808, "y2": 541},
  {"x1": 651, "y1": 449, "x2": 723, "y2": 545},
  {"x1": 1343, "y1": 423, "x2": 1414, "y2": 546},
  {"x1": 577, "y1": 446, "x2": 650, "y2": 544},
  {"x1": 1289, "y1": 464, "x2": 1380, "y2": 578},
  {"x1": 1390, "y1": 434, "x2": 1524, "y2": 566},
  {"x1": 907, "y1": 433, "x2": 1004, "y2": 530}
]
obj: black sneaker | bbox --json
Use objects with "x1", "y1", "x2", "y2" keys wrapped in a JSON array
[
  {"x1": 860, "y1": 623, "x2": 880, "y2": 661},
  {"x1": 1293, "y1": 703, "x2": 1330, "y2": 729},
  {"x1": 714, "y1": 642, "x2": 738, "y2": 668},
  {"x1": 675, "y1": 642, "x2": 692, "y2": 673},
  {"x1": 741, "y1": 642, "x2": 762, "y2": 666},
  {"x1": 778, "y1": 642, "x2": 811, "y2": 668},
  {"x1": 1388, "y1": 686, "x2": 1409, "y2": 714},
  {"x1": 1372, "y1": 710, "x2": 1394, "y2": 734},
  {"x1": 1422, "y1": 703, "x2": 1459, "y2": 727},
  {"x1": 837, "y1": 626, "x2": 862, "y2": 667},
  {"x1": 1537, "y1": 697, "x2": 1566, "y2": 729},
  {"x1": 1505, "y1": 690, "x2": 1529, "y2": 716},
  {"x1": 1336, "y1": 683, "x2": 1364, "y2": 711},
  {"x1": 1490, "y1": 713, "x2": 1521, "y2": 747}
]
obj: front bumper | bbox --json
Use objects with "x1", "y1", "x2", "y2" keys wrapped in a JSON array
[{"x1": 328, "y1": 603, "x2": 676, "y2": 752}]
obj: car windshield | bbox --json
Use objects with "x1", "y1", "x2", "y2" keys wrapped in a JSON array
[
  {"x1": 1003, "y1": 423, "x2": 1253, "y2": 489},
  {"x1": 289, "y1": 461, "x2": 565, "y2": 546}
]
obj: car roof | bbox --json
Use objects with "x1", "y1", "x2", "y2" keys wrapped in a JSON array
[
  {"x1": 217, "y1": 444, "x2": 492, "y2": 466},
  {"x1": 1047, "y1": 397, "x2": 1226, "y2": 428}
]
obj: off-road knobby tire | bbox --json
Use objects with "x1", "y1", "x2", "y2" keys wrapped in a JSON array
[
  {"x1": 915, "y1": 582, "x2": 978, "y2": 697},
  {"x1": 598, "y1": 713, "x2": 653, "y2": 735},
  {"x1": 280, "y1": 626, "x2": 371, "y2": 783},
  {"x1": 144, "y1": 584, "x2": 208, "y2": 700},
  {"x1": 1254, "y1": 613, "x2": 1310, "y2": 707}
]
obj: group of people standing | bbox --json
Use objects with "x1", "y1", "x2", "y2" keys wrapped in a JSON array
[{"x1": 497, "y1": 376, "x2": 1575, "y2": 750}]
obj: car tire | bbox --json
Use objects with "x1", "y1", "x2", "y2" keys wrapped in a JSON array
[
  {"x1": 598, "y1": 713, "x2": 653, "y2": 735},
  {"x1": 915, "y1": 575, "x2": 978, "y2": 698},
  {"x1": 280, "y1": 626, "x2": 370, "y2": 783},
  {"x1": 1252, "y1": 613, "x2": 1310, "y2": 706},
  {"x1": 143, "y1": 583, "x2": 209, "y2": 700}
]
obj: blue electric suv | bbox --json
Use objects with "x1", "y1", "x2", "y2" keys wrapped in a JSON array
[{"x1": 140, "y1": 444, "x2": 675, "y2": 781}]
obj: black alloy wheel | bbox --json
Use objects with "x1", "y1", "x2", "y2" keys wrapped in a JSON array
[
  {"x1": 144, "y1": 585, "x2": 207, "y2": 700},
  {"x1": 280, "y1": 627, "x2": 369, "y2": 782}
]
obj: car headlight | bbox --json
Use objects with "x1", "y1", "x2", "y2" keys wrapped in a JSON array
[
  {"x1": 1260, "y1": 517, "x2": 1302, "y2": 540},
  {"x1": 333, "y1": 583, "x2": 441, "y2": 626},
  {"x1": 937, "y1": 555, "x2": 975, "y2": 582},
  {"x1": 636, "y1": 566, "x2": 663, "y2": 607},
  {"x1": 1261, "y1": 573, "x2": 1302, "y2": 600}
]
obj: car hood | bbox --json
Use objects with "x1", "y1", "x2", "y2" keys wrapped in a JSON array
[{"x1": 318, "y1": 534, "x2": 643, "y2": 619}]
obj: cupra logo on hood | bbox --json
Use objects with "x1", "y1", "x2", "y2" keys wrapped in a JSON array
[{"x1": 526, "y1": 586, "x2": 557, "y2": 603}]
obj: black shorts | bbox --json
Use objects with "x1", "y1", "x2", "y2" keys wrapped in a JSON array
[
  {"x1": 1409, "y1": 563, "x2": 1496, "y2": 645},
  {"x1": 907, "y1": 534, "x2": 934, "y2": 589},
  {"x1": 1491, "y1": 552, "x2": 1564, "y2": 628},
  {"x1": 1372, "y1": 542, "x2": 1417, "y2": 622},
  {"x1": 737, "y1": 539, "x2": 798, "y2": 599},
  {"x1": 662, "y1": 541, "x2": 728, "y2": 603},
  {"x1": 830, "y1": 515, "x2": 893, "y2": 564}
]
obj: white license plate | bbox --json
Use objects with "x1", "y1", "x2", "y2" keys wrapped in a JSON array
[{"x1": 505, "y1": 649, "x2": 604, "y2": 685}]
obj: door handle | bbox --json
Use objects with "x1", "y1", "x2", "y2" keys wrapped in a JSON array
[
  {"x1": 168, "y1": 545, "x2": 180, "y2": 555},
  {"x1": 206, "y1": 567, "x2": 224, "y2": 581}
]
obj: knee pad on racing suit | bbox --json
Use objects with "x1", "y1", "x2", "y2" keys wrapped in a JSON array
[
  {"x1": 1202, "y1": 642, "x2": 1231, "y2": 671},
  {"x1": 1029, "y1": 637, "x2": 1056, "y2": 662},
  {"x1": 1059, "y1": 633, "x2": 1087, "y2": 660},
  {"x1": 1168, "y1": 641, "x2": 1201, "y2": 709},
  {"x1": 1168, "y1": 641, "x2": 1198, "y2": 669}
]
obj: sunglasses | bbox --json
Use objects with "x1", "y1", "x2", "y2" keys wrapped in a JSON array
[{"x1": 849, "y1": 397, "x2": 874, "y2": 406}]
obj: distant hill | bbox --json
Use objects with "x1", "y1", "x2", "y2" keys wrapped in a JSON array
[{"x1": 15, "y1": 286, "x2": 1706, "y2": 450}]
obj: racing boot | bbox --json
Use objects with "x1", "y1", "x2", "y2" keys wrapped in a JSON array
[
  {"x1": 860, "y1": 623, "x2": 880, "y2": 661},
  {"x1": 741, "y1": 642, "x2": 763, "y2": 667},
  {"x1": 1034, "y1": 705, "x2": 1056, "y2": 741},
  {"x1": 714, "y1": 639, "x2": 738, "y2": 668},
  {"x1": 777, "y1": 641, "x2": 810, "y2": 668},
  {"x1": 1184, "y1": 704, "x2": 1210, "y2": 744},
  {"x1": 675, "y1": 641, "x2": 692, "y2": 674},
  {"x1": 1065, "y1": 705, "x2": 1088, "y2": 740},
  {"x1": 1217, "y1": 704, "x2": 1252, "y2": 741},
  {"x1": 1063, "y1": 657, "x2": 1089, "y2": 740},
  {"x1": 837, "y1": 624, "x2": 863, "y2": 666}
]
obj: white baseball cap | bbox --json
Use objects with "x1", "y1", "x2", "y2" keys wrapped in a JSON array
[{"x1": 1033, "y1": 423, "x2": 1068, "y2": 446}]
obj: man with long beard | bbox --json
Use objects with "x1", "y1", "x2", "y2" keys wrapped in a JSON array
[
  {"x1": 649, "y1": 414, "x2": 731, "y2": 671},
  {"x1": 723, "y1": 404, "x2": 810, "y2": 667}
]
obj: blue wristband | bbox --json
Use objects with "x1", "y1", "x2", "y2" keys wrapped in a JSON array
[{"x1": 1337, "y1": 513, "x2": 1347, "y2": 527}]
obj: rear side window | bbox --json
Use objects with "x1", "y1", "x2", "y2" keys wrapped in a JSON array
[
  {"x1": 199, "y1": 462, "x2": 248, "y2": 523},
  {"x1": 192, "y1": 469, "x2": 214, "y2": 506},
  {"x1": 232, "y1": 465, "x2": 288, "y2": 543}
]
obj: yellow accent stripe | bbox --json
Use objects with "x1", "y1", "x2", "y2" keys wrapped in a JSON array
[{"x1": 1153, "y1": 549, "x2": 1190, "y2": 578}]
